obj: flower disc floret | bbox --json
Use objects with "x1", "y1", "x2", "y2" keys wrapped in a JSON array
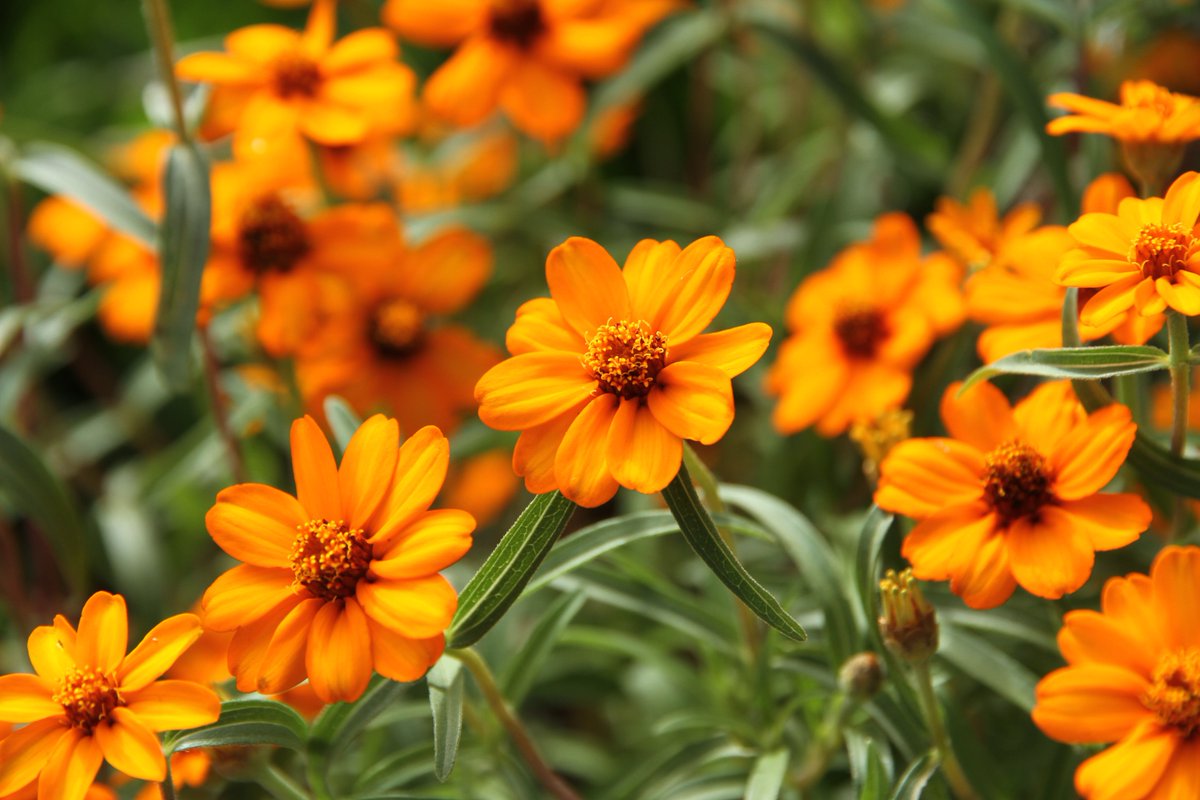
[
  {"x1": 1144, "y1": 649, "x2": 1200, "y2": 736},
  {"x1": 1130, "y1": 222, "x2": 1196, "y2": 280},
  {"x1": 833, "y1": 307, "x2": 889, "y2": 359},
  {"x1": 488, "y1": 0, "x2": 545, "y2": 48},
  {"x1": 582, "y1": 320, "x2": 668, "y2": 399},
  {"x1": 53, "y1": 667, "x2": 122, "y2": 734},
  {"x1": 983, "y1": 440, "x2": 1053, "y2": 526},
  {"x1": 272, "y1": 53, "x2": 321, "y2": 99},
  {"x1": 238, "y1": 196, "x2": 310, "y2": 275},
  {"x1": 370, "y1": 299, "x2": 426, "y2": 358},
  {"x1": 290, "y1": 519, "x2": 372, "y2": 600}
]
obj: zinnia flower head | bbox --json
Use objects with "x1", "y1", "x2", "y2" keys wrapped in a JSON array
[
  {"x1": 0, "y1": 593, "x2": 219, "y2": 800},
  {"x1": 926, "y1": 187, "x2": 1041, "y2": 269},
  {"x1": 1033, "y1": 546, "x2": 1200, "y2": 799},
  {"x1": 875, "y1": 381, "x2": 1150, "y2": 608},
  {"x1": 1057, "y1": 171, "x2": 1200, "y2": 320},
  {"x1": 202, "y1": 415, "x2": 471, "y2": 703},
  {"x1": 474, "y1": 235, "x2": 771, "y2": 507},
  {"x1": 766, "y1": 213, "x2": 964, "y2": 436},
  {"x1": 1047, "y1": 80, "x2": 1200, "y2": 144}
]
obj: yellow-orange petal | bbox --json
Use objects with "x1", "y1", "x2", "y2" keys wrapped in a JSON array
[
  {"x1": 404, "y1": 228, "x2": 493, "y2": 315},
  {"x1": 298, "y1": 101, "x2": 371, "y2": 146},
  {"x1": 0, "y1": 718, "x2": 68, "y2": 795},
  {"x1": 1156, "y1": 278, "x2": 1200, "y2": 316},
  {"x1": 291, "y1": 416, "x2": 343, "y2": 522},
  {"x1": 94, "y1": 707, "x2": 165, "y2": 781},
  {"x1": 1081, "y1": 274, "x2": 1148, "y2": 326},
  {"x1": 1150, "y1": 547, "x2": 1200, "y2": 651},
  {"x1": 1148, "y1": 735, "x2": 1200, "y2": 799},
  {"x1": 206, "y1": 484, "x2": 306, "y2": 568},
  {"x1": 1057, "y1": 494, "x2": 1150, "y2": 551},
  {"x1": 320, "y1": 29, "x2": 398, "y2": 75},
  {"x1": 535, "y1": 17, "x2": 640, "y2": 78},
  {"x1": 545, "y1": 237, "x2": 631, "y2": 338},
  {"x1": 306, "y1": 599, "x2": 372, "y2": 703},
  {"x1": 257, "y1": 598, "x2": 323, "y2": 694},
  {"x1": 1075, "y1": 720, "x2": 1177, "y2": 800},
  {"x1": 645, "y1": 361, "x2": 733, "y2": 445},
  {"x1": 646, "y1": 236, "x2": 735, "y2": 345},
  {"x1": 1006, "y1": 510, "x2": 1094, "y2": 598},
  {"x1": 1011, "y1": 381, "x2": 1084, "y2": 457},
  {"x1": 475, "y1": 352, "x2": 596, "y2": 431},
  {"x1": 900, "y1": 504, "x2": 995, "y2": 582},
  {"x1": 622, "y1": 239, "x2": 682, "y2": 322},
  {"x1": 554, "y1": 395, "x2": 621, "y2": 507},
  {"x1": 357, "y1": 575, "x2": 457, "y2": 639},
  {"x1": 201, "y1": 564, "x2": 298, "y2": 632},
  {"x1": 1058, "y1": 609, "x2": 1158, "y2": 675},
  {"x1": 367, "y1": 617, "x2": 442, "y2": 683},
  {"x1": 1057, "y1": 257, "x2": 1141, "y2": 288},
  {"x1": 1069, "y1": 213, "x2": 1134, "y2": 254},
  {"x1": 1033, "y1": 664, "x2": 1153, "y2": 743},
  {"x1": 76, "y1": 592, "x2": 127, "y2": 675},
  {"x1": 27, "y1": 625, "x2": 75, "y2": 683},
  {"x1": 370, "y1": 426, "x2": 451, "y2": 547},
  {"x1": 338, "y1": 415, "x2": 400, "y2": 530},
  {"x1": 768, "y1": 337, "x2": 848, "y2": 434},
  {"x1": 118, "y1": 614, "x2": 204, "y2": 693},
  {"x1": 513, "y1": 407, "x2": 583, "y2": 495},
  {"x1": 505, "y1": 298, "x2": 584, "y2": 356},
  {"x1": 605, "y1": 399, "x2": 682, "y2": 494},
  {"x1": 371, "y1": 509, "x2": 475, "y2": 580},
  {"x1": 949, "y1": 528, "x2": 1018, "y2": 609},
  {"x1": 227, "y1": 604, "x2": 293, "y2": 694},
  {"x1": 499, "y1": 58, "x2": 586, "y2": 141},
  {"x1": 669, "y1": 323, "x2": 772, "y2": 379},
  {"x1": 874, "y1": 439, "x2": 985, "y2": 518},
  {"x1": 175, "y1": 52, "x2": 261, "y2": 85},
  {"x1": 1162, "y1": 171, "x2": 1200, "y2": 228},
  {"x1": 940, "y1": 380, "x2": 1014, "y2": 452},
  {"x1": 381, "y1": 0, "x2": 486, "y2": 47},
  {"x1": 0, "y1": 675, "x2": 58, "y2": 723},
  {"x1": 122, "y1": 681, "x2": 220, "y2": 732},
  {"x1": 226, "y1": 24, "x2": 303, "y2": 63},
  {"x1": 37, "y1": 728, "x2": 101, "y2": 800},
  {"x1": 424, "y1": 37, "x2": 517, "y2": 127},
  {"x1": 1050, "y1": 403, "x2": 1136, "y2": 500}
]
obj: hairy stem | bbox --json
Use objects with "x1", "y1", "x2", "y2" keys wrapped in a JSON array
[
  {"x1": 140, "y1": 0, "x2": 190, "y2": 141},
  {"x1": 911, "y1": 661, "x2": 980, "y2": 800},
  {"x1": 202, "y1": 330, "x2": 247, "y2": 483}
]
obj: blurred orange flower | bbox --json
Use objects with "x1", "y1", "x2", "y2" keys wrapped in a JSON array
[
  {"x1": 177, "y1": 0, "x2": 416, "y2": 156},
  {"x1": 1033, "y1": 546, "x2": 1200, "y2": 799},
  {"x1": 766, "y1": 213, "x2": 964, "y2": 436},
  {"x1": 0, "y1": 593, "x2": 219, "y2": 800},
  {"x1": 475, "y1": 236, "x2": 770, "y2": 507},
  {"x1": 442, "y1": 449, "x2": 521, "y2": 527},
  {"x1": 399, "y1": 128, "x2": 519, "y2": 213},
  {"x1": 202, "y1": 416, "x2": 470, "y2": 703},
  {"x1": 296, "y1": 227, "x2": 501, "y2": 435},
  {"x1": 1057, "y1": 171, "x2": 1200, "y2": 321},
  {"x1": 383, "y1": 0, "x2": 680, "y2": 141},
  {"x1": 876, "y1": 381, "x2": 1150, "y2": 608},
  {"x1": 927, "y1": 187, "x2": 1041, "y2": 269},
  {"x1": 1047, "y1": 80, "x2": 1200, "y2": 143}
]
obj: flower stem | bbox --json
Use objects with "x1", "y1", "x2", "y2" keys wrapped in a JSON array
[
  {"x1": 140, "y1": 0, "x2": 190, "y2": 142},
  {"x1": 448, "y1": 647, "x2": 582, "y2": 800},
  {"x1": 792, "y1": 691, "x2": 851, "y2": 791},
  {"x1": 256, "y1": 764, "x2": 313, "y2": 800},
  {"x1": 911, "y1": 660, "x2": 979, "y2": 800},
  {"x1": 160, "y1": 761, "x2": 177, "y2": 800},
  {"x1": 1167, "y1": 310, "x2": 1191, "y2": 458},
  {"x1": 202, "y1": 329, "x2": 247, "y2": 483}
]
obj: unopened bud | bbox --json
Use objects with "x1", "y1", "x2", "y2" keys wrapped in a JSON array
[
  {"x1": 850, "y1": 408, "x2": 913, "y2": 481},
  {"x1": 878, "y1": 568, "x2": 938, "y2": 663},
  {"x1": 838, "y1": 651, "x2": 885, "y2": 700}
]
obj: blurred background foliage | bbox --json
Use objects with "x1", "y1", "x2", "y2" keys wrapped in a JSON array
[{"x1": 2, "y1": 0, "x2": 1200, "y2": 797}]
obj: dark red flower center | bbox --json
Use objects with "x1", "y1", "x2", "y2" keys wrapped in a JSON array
[
  {"x1": 1130, "y1": 222, "x2": 1196, "y2": 280},
  {"x1": 370, "y1": 299, "x2": 426, "y2": 359},
  {"x1": 983, "y1": 439, "x2": 1053, "y2": 526},
  {"x1": 1144, "y1": 649, "x2": 1200, "y2": 736},
  {"x1": 290, "y1": 519, "x2": 373, "y2": 600},
  {"x1": 489, "y1": 0, "x2": 545, "y2": 49},
  {"x1": 833, "y1": 307, "x2": 890, "y2": 359},
  {"x1": 238, "y1": 196, "x2": 311, "y2": 275},
  {"x1": 272, "y1": 54, "x2": 322, "y2": 99}
]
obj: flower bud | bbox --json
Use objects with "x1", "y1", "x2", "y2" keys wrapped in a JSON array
[
  {"x1": 878, "y1": 568, "x2": 938, "y2": 663},
  {"x1": 850, "y1": 408, "x2": 913, "y2": 481},
  {"x1": 838, "y1": 651, "x2": 885, "y2": 700}
]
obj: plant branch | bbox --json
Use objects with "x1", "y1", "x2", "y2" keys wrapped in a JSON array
[
  {"x1": 202, "y1": 329, "x2": 247, "y2": 483},
  {"x1": 911, "y1": 661, "x2": 980, "y2": 800},
  {"x1": 141, "y1": 0, "x2": 190, "y2": 142}
]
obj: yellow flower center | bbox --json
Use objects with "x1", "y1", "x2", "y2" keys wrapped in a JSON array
[
  {"x1": 272, "y1": 53, "x2": 322, "y2": 99},
  {"x1": 833, "y1": 307, "x2": 890, "y2": 359},
  {"x1": 488, "y1": 0, "x2": 545, "y2": 49},
  {"x1": 370, "y1": 299, "x2": 425, "y2": 358},
  {"x1": 983, "y1": 439, "x2": 1053, "y2": 526},
  {"x1": 238, "y1": 196, "x2": 311, "y2": 275},
  {"x1": 582, "y1": 320, "x2": 668, "y2": 399},
  {"x1": 1144, "y1": 649, "x2": 1200, "y2": 736},
  {"x1": 1129, "y1": 222, "x2": 1197, "y2": 280},
  {"x1": 53, "y1": 666, "x2": 123, "y2": 733},
  {"x1": 290, "y1": 519, "x2": 373, "y2": 601}
]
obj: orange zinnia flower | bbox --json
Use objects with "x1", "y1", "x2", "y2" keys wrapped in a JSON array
[
  {"x1": 177, "y1": 0, "x2": 415, "y2": 156},
  {"x1": 474, "y1": 236, "x2": 770, "y2": 507},
  {"x1": 202, "y1": 415, "x2": 470, "y2": 703},
  {"x1": 382, "y1": 0, "x2": 680, "y2": 141},
  {"x1": 296, "y1": 227, "x2": 501, "y2": 435},
  {"x1": 0, "y1": 592, "x2": 219, "y2": 800},
  {"x1": 875, "y1": 381, "x2": 1151, "y2": 608},
  {"x1": 1047, "y1": 79, "x2": 1200, "y2": 143},
  {"x1": 1057, "y1": 171, "x2": 1200, "y2": 320},
  {"x1": 766, "y1": 213, "x2": 964, "y2": 436},
  {"x1": 927, "y1": 187, "x2": 1041, "y2": 269},
  {"x1": 398, "y1": 127, "x2": 519, "y2": 213},
  {"x1": 1033, "y1": 546, "x2": 1200, "y2": 799}
]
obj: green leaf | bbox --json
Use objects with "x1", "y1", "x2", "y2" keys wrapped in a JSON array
[
  {"x1": 13, "y1": 142, "x2": 157, "y2": 248},
  {"x1": 152, "y1": 142, "x2": 211, "y2": 392},
  {"x1": 0, "y1": 425, "x2": 91, "y2": 593},
  {"x1": 524, "y1": 510, "x2": 680, "y2": 595},
  {"x1": 501, "y1": 589, "x2": 586, "y2": 705},
  {"x1": 308, "y1": 676, "x2": 407, "y2": 796},
  {"x1": 938, "y1": 624, "x2": 1037, "y2": 712},
  {"x1": 856, "y1": 507, "x2": 894, "y2": 639},
  {"x1": 661, "y1": 464, "x2": 806, "y2": 642},
  {"x1": 963, "y1": 345, "x2": 1169, "y2": 390},
  {"x1": 721, "y1": 484, "x2": 857, "y2": 663},
  {"x1": 889, "y1": 752, "x2": 940, "y2": 800},
  {"x1": 324, "y1": 395, "x2": 363, "y2": 456},
  {"x1": 745, "y1": 748, "x2": 789, "y2": 800},
  {"x1": 448, "y1": 491, "x2": 576, "y2": 648},
  {"x1": 427, "y1": 657, "x2": 464, "y2": 782},
  {"x1": 163, "y1": 699, "x2": 307, "y2": 754},
  {"x1": 846, "y1": 733, "x2": 891, "y2": 800}
]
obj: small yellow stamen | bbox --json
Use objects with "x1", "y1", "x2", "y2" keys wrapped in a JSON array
[
  {"x1": 290, "y1": 519, "x2": 373, "y2": 601},
  {"x1": 582, "y1": 320, "x2": 668, "y2": 399},
  {"x1": 983, "y1": 439, "x2": 1052, "y2": 526},
  {"x1": 878, "y1": 568, "x2": 938, "y2": 663},
  {"x1": 1144, "y1": 649, "x2": 1200, "y2": 736},
  {"x1": 1130, "y1": 222, "x2": 1197, "y2": 280},
  {"x1": 53, "y1": 666, "x2": 123, "y2": 733}
]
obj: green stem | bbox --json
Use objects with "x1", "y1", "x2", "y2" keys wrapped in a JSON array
[
  {"x1": 792, "y1": 691, "x2": 852, "y2": 791},
  {"x1": 911, "y1": 661, "x2": 980, "y2": 800},
  {"x1": 256, "y1": 764, "x2": 313, "y2": 800},
  {"x1": 202, "y1": 329, "x2": 247, "y2": 483},
  {"x1": 140, "y1": 0, "x2": 190, "y2": 142},
  {"x1": 448, "y1": 648, "x2": 582, "y2": 800},
  {"x1": 160, "y1": 760, "x2": 177, "y2": 800},
  {"x1": 1167, "y1": 310, "x2": 1191, "y2": 458}
]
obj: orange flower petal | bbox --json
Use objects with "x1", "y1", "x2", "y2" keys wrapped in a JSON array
[
  {"x1": 605, "y1": 399, "x2": 682, "y2": 494},
  {"x1": 117, "y1": 614, "x2": 204, "y2": 693},
  {"x1": 768, "y1": 338, "x2": 848, "y2": 434},
  {"x1": 306, "y1": 599, "x2": 373, "y2": 703},
  {"x1": 1155, "y1": 277, "x2": 1200, "y2": 316},
  {"x1": 646, "y1": 237, "x2": 735, "y2": 345},
  {"x1": 1058, "y1": 609, "x2": 1159, "y2": 675},
  {"x1": 381, "y1": 0, "x2": 486, "y2": 47},
  {"x1": 338, "y1": 415, "x2": 400, "y2": 530},
  {"x1": 1080, "y1": 274, "x2": 1149, "y2": 325},
  {"x1": 0, "y1": 674, "x2": 58, "y2": 723},
  {"x1": 357, "y1": 575, "x2": 457, "y2": 639},
  {"x1": 1056, "y1": 257, "x2": 1140, "y2": 288},
  {"x1": 76, "y1": 592, "x2": 127, "y2": 675},
  {"x1": 94, "y1": 708, "x2": 166, "y2": 781},
  {"x1": 949, "y1": 528, "x2": 1017, "y2": 609},
  {"x1": 900, "y1": 504, "x2": 995, "y2": 582},
  {"x1": 513, "y1": 407, "x2": 584, "y2": 495},
  {"x1": 475, "y1": 352, "x2": 596, "y2": 431},
  {"x1": 1033, "y1": 664, "x2": 1152, "y2": 743},
  {"x1": 370, "y1": 426, "x2": 451, "y2": 547},
  {"x1": 367, "y1": 618, "x2": 442, "y2": 683},
  {"x1": 226, "y1": 25, "x2": 303, "y2": 63},
  {"x1": 1075, "y1": 720, "x2": 1177, "y2": 800},
  {"x1": 227, "y1": 603, "x2": 293, "y2": 694},
  {"x1": 505, "y1": 298, "x2": 584, "y2": 356},
  {"x1": 122, "y1": 681, "x2": 220, "y2": 732},
  {"x1": 1006, "y1": 510, "x2": 1094, "y2": 598},
  {"x1": 1011, "y1": 381, "x2": 1084, "y2": 456},
  {"x1": 814, "y1": 362, "x2": 911, "y2": 437},
  {"x1": 290, "y1": 416, "x2": 343, "y2": 522},
  {"x1": 940, "y1": 380, "x2": 1014, "y2": 452},
  {"x1": 668, "y1": 323, "x2": 772, "y2": 379},
  {"x1": 535, "y1": 18, "x2": 640, "y2": 78},
  {"x1": 1050, "y1": 403, "x2": 1137, "y2": 500},
  {"x1": 320, "y1": 29, "x2": 398, "y2": 75},
  {"x1": 1150, "y1": 547, "x2": 1200, "y2": 651},
  {"x1": 499, "y1": 58, "x2": 586, "y2": 141},
  {"x1": 403, "y1": 228, "x2": 492, "y2": 315},
  {"x1": 545, "y1": 237, "x2": 631, "y2": 338},
  {"x1": 1069, "y1": 213, "x2": 1133, "y2": 254},
  {"x1": 554, "y1": 394, "x2": 621, "y2": 507},
  {"x1": 201, "y1": 564, "x2": 298, "y2": 632},
  {"x1": 38, "y1": 728, "x2": 102, "y2": 800},
  {"x1": 622, "y1": 239, "x2": 682, "y2": 323},
  {"x1": 257, "y1": 598, "x2": 324, "y2": 694},
  {"x1": 1057, "y1": 494, "x2": 1150, "y2": 552},
  {"x1": 371, "y1": 510, "x2": 475, "y2": 580},
  {"x1": 206, "y1": 484, "x2": 306, "y2": 568},
  {"x1": 1162, "y1": 171, "x2": 1200, "y2": 228},
  {"x1": 297, "y1": 101, "x2": 371, "y2": 146},
  {"x1": 0, "y1": 718, "x2": 68, "y2": 796},
  {"x1": 424, "y1": 37, "x2": 517, "y2": 127},
  {"x1": 27, "y1": 625, "x2": 75, "y2": 683},
  {"x1": 875, "y1": 439, "x2": 985, "y2": 518},
  {"x1": 646, "y1": 362, "x2": 733, "y2": 445},
  {"x1": 175, "y1": 52, "x2": 261, "y2": 85},
  {"x1": 1148, "y1": 735, "x2": 1200, "y2": 799},
  {"x1": 301, "y1": 0, "x2": 336, "y2": 56}
]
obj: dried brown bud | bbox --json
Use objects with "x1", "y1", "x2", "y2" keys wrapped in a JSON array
[
  {"x1": 878, "y1": 568, "x2": 938, "y2": 663},
  {"x1": 838, "y1": 651, "x2": 885, "y2": 700}
]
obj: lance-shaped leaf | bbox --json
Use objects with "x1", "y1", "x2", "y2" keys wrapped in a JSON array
[
  {"x1": 153, "y1": 141, "x2": 211, "y2": 392},
  {"x1": 962, "y1": 345, "x2": 1169, "y2": 391},
  {"x1": 660, "y1": 463, "x2": 807, "y2": 642},
  {"x1": 13, "y1": 142, "x2": 157, "y2": 248},
  {"x1": 448, "y1": 491, "x2": 576, "y2": 648},
  {"x1": 307, "y1": 676, "x2": 407, "y2": 795},
  {"x1": 427, "y1": 657, "x2": 464, "y2": 782},
  {"x1": 324, "y1": 394, "x2": 363, "y2": 456},
  {"x1": 162, "y1": 699, "x2": 308, "y2": 754}
]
